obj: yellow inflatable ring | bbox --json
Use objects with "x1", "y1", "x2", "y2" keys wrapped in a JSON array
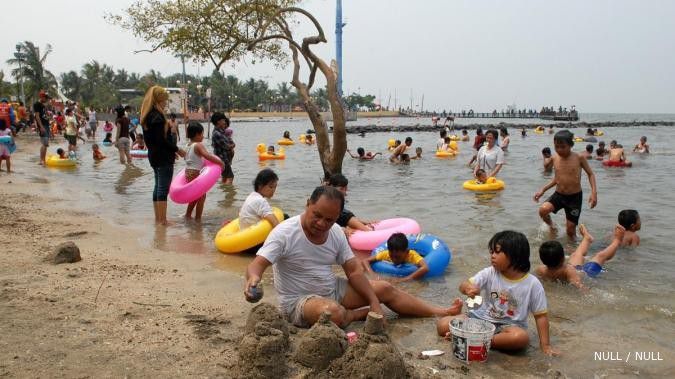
[
  {"x1": 387, "y1": 139, "x2": 396, "y2": 148},
  {"x1": 594, "y1": 131, "x2": 604, "y2": 136},
  {"x1": 278, "y1": 139, "x2": 294, "y2": 146},
  {"x1": 574, "y1": 137, "x2": 584, "y2": 142},
  {"x1": 449, "y1": 135, "x2": 460, "y2": 141},
  {"x1": 46, "y1": 155, "x2": 76, "y2": 168},
  {"x1": 435, "y1": 150, "x2": 456, "y2": 158},
  {"x1": 534, "y1": 129, "x2": 544, "y2": 134},
  {"x1": 214, "y1": 208, "x2": 284, "y2": 253},
  {"x1": 256, "y1": 143, "x2": 286, "y2": 160},
  {"x1": 462, "y1": 177, "x2": 505, "y2": 191},
  {"x1": 299, "y1": 134, "x2": 306, "y2": 143}
]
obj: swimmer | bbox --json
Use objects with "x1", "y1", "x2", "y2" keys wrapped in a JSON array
[
  {"x1": 266, "y1": 145, "x2": 276, "y2": 155},
  {"x1": 474, "y1": 168, "x2": 487, "y2": 184},
  {"x1": 282, "y1": 130, "x2": 292, "y2": 141},
  {"x1": 548, "y1": 125, "x2": 554, "y2": 134},
  {"x1": 390, "y1": 137, "x2": 412, "y2": 162},
  {"x1": 102, "y1": 132, "x2": 113, "y2": 144},
  {"x1": 92, "y1": 144, "x2": 105, "y2": 160},
  {"x1": 534, "y1": 130, "x2": 598, "y2": 239},
  {"x1": 57, "y1": 148, "x2": 67, "y2": 159},
  {"x1": 361, "y1": 233, "x2": 429, "y2": 283},
  {"x1": 395, "y1": 153, "x2": 411, "y2": 164},
  {"x1": 608, "y1": 142, "x2": 632, "y2": 167},
  {"x1": 536, "y1": 224, "x2": 625, "y2": 290},
  {"x1": 411, "y1": 147, "x2": 423, "y2": 160},
  {"x1": 347, "y1": 147, "x2": 381, "y2": 161},
  {"x1": 633, "y1": 136, "x2": 649, "y2": 154},
  {"x1": 542, "y1": 147, "x2": 553, "y2": 172},
  {"x1": 595, "y1": 141, "x2": 607, "y2": 160},
  {"x1": 618, "y1": 209, "x2": 641, "y2": 247},
  {"x1": 437, "y1": 129, "x2": 448, "y2": 151},
  {"x1": 461, "y1": 129, "x2": 470, "y2": 142},
  {"x1": 303, "y1": 134, "x2": 314, "y2": 144},
  {"x1": 132, "y1": 134, "x2": 146, "y2": 150},
  {"x1": 388, "y1": 139, "x2": 401, "y2": 152},
  {"x1": 580, "y1": 144, "x2": 593, "y2": 159}
]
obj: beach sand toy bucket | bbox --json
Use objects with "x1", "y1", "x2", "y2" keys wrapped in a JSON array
[{"x1": 450, "y1": 318, "x2": 496, "y2": 363}]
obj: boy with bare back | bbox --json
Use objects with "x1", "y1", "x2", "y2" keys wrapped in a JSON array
[
  {"x1": 537, "y1": 224, "x2": 625, "y2": 290},
  {"x1": 534, "y1": 130, "x2": 598, "y2": 238},
  {"x1": 608, "y1": 141, "x2": 632, "y2": 166}
]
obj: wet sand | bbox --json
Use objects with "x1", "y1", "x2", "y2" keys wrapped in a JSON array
[{"x1": 0, "y1": 172, "x2": 512, "y2": 378}]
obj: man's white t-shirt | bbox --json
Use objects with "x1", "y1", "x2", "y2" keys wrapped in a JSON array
[
  {"x1": 257, "y1": 215, "x2": 355, "y2": 315},
  {"x1": 476, "y1": 145, "x2": 504, "y2": 173},
  {"x1": 468, "y1": 267, "x2": 547, "y2": 329},
  {"x1": 239, "y1": 192, "x2": 274, "y2": 230}
]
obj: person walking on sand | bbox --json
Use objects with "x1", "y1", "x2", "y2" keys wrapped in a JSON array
[
  {"x1": 140, "y1": 86, "x2": 186, "y2": 225},
  {"x1": 244, "y1": 186, "x2": 463, "y2": 328}
]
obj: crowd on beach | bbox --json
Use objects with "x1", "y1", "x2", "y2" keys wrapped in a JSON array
[{"x1": 0, "y1": 87, "x2": 649, "y2": 361}]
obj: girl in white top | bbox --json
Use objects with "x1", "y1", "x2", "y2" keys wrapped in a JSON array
[
  {"x1": 184, "y1": 121, "x2": 224, "y2": 220},
  {"x1": 239, "y1": 168, "x2": 280, "y2": 230},
  {"x1": 436, "y1": 230, "x2": 558, "y2": 356}
]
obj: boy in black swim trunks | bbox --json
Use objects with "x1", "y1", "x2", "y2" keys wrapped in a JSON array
[{"x1": 534, "y1": 130, "x2": 598, "y2": 238}]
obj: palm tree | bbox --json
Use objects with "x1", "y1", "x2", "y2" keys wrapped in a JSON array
[
  {"x1": 59, "y1": 71, "x2": 82, "y2": 101},
  {"x1": 6, "y1": 41, "x2": 57, "y2": 104}
]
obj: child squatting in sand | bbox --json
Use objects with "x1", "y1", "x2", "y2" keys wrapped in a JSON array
[{"x1": 436, "y1": 231, "x2": 559, "y2": 356}]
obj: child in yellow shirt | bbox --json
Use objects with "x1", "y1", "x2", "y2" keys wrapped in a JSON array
[{"x1": 362, "y1": 233, "x2": 429, "y2": 283}]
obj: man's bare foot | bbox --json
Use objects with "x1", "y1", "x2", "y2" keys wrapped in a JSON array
[
  {"x1": 578, "y1": 224, "x2": 594, "y2": 243},
  {"x1": 442, "y1": 298, "x2": 463, "y2": 316},
  {"x1": 38, "y1": 161, "x2": 45, "y2": 166}
]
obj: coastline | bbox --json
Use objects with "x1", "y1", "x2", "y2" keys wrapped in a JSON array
[{"x1": 0, "y1": 174, "x2": 515, "y2": 378}]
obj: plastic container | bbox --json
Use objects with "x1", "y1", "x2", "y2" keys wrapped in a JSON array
[{"x1": 450, "y1": 318, "x2": 495, "y2": 363}]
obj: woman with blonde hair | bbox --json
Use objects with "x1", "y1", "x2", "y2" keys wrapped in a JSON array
[{"x1": 140, "y1": 85, "x2": 185, "y2": 225}]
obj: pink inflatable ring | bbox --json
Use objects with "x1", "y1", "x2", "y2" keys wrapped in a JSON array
[
  {"x1": 169, "y1": 160, "x2": 222, "y2": 204},
  {"x1": 348, "y1": 218, "x2": 421, "y2": 251}
]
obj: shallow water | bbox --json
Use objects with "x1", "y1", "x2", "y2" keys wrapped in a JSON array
[{"x1": 7, "y1": 114, "x2": 675, "y2": 377}]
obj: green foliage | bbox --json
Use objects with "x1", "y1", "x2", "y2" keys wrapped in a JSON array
[
  {"x1": 6, "y1": 41, "x2": 58, "y2": 103},
  {"x1": 107, "y1": 0, "x2": 298, "y2": 71},
  {"x1": 344, "y1": 93, "x2": 377, "y2": 111}
]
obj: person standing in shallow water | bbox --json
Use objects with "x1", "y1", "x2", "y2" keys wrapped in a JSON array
[
  {"x1": 211, "y1": 112, "x2": 236, "y2": 184},
  {"x1": 140, "y1": 86, "x2": 185, "y2": 225}
]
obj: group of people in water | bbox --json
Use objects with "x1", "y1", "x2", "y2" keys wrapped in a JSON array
[
  {"x1": 4, "y1": 86, "x2": 650, "y2": 360},
  {"x1": 240, "y1": 122, "x2": 646, "y2": 358}
]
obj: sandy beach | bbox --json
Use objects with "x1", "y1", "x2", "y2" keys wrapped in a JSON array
[{"x1": 0, "y1": 172, "x2": 517, "y2": 378}]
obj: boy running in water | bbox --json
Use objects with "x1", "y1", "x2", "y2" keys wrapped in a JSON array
[{"x1": 534, "y1": 130, "x2": 598, "y2": 239}]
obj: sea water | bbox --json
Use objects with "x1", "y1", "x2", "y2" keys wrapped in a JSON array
[{"x1": 10, "y1": 113, "x2": 675, "y2": 377}]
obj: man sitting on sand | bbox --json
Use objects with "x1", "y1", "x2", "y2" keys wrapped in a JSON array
[{"x1": 244, "y1": 186, "x2": 462, "y2": 328}]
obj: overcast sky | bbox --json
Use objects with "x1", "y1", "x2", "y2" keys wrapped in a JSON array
[{"x1": 2, "y1": 0, "x2": 674, "y2": 113}]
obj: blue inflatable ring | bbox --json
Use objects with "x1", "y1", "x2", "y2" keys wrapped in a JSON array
[{"x1": 370, "y1": 233, "x2": 451, "y2": 278}]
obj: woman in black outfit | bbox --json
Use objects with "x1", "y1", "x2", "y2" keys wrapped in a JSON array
[{"x1": 140, "y1": 86, "x2": 185, "y2": 225}]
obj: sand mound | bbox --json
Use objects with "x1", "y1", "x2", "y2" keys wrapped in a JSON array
[
  {"x1": 237, "y1": 320, "x2": 289, "y2": 378},
  {"x1": 244, "y1": 302, "x2": 289, "y2": 340},
  {"x1": 320, "y1": 312, "x2": 413, "y2": 379},
  {"x1": 294, "y1": 312, "x2": 347, "y2": 370}
]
